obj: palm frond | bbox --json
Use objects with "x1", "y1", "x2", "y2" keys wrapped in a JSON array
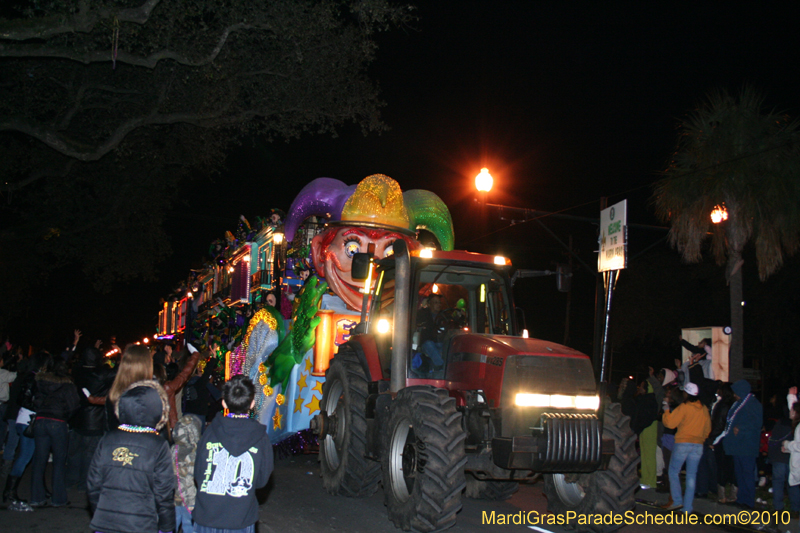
[{"x1": 652, "y1": 85, "x2": 800, "y2": 280}]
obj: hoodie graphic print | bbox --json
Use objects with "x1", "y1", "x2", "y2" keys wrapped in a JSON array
[
  {"x1": 199, "y1": 442, "x2": 257, "y2": 497},
  {"x1": 193, "y1": 416, "x2": 273, "y2": 530}
]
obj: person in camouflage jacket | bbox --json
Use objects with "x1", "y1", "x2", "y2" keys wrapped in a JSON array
[{"x1": 173, "y1": 414, "x2": 203, "y2": 533}]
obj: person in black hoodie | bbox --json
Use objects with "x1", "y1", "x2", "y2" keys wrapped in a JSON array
[
  {"x1": 87, "y1": 380, "x2": 175, "y2": 533},
  {"x1": 29, "y1": 357, "x2": 80, "y2": 507},
  {"x1": 193, "y1": 375, "x2": 272, "y2": 533},
  {"x1": 695, "y1": 381, "x2": 733, "y2": 501},
  {"x1": 67, "y1": 346, "x2": 114, "y2": 491}
]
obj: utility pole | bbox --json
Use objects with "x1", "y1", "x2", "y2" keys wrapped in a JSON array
[{"x1": 592, "y1": 197, "x2": 607, "y2": 376}]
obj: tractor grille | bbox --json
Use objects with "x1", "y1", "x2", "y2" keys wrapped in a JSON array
[{"x1": 539, "y1": 413, "x2": 601, "y2": 471}]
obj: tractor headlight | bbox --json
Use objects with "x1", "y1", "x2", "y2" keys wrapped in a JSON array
[
  {"x1": 514, "y1": 393, "x2": 550, "y2": 407},
  {"x1": 575, "y1": 395, "x2": 601, "y2": 410},
  {"x1": 376, "y1": 318, "x2": 391, "y2": 334},
  {"x1": 515, "y1": 393, "x2": 599, "y2": 410}
]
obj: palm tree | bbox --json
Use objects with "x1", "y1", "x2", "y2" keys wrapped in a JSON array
[{"x1": 653, "y1": 86, "x2": 800, "y2": 382}]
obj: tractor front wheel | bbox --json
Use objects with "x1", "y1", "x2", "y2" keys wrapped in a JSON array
[
  {"x1": 319, "y1": 349, "x2": 380, "y2": 497},
  {"x1": 382, "y1": 386, "x2": 467, "y2": 532}
]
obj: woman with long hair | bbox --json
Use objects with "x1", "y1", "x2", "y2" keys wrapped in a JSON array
[{"x1": 106, "y1": 345, "x2": 153, "y2": 430}]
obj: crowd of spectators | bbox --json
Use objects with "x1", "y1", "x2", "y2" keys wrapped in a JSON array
[
  {"x1": 618, "y1": 336, "x2": 800, "y2": 518},
  {"x1": 0, "y1": 332, "x2": 228, "y2": 527}
]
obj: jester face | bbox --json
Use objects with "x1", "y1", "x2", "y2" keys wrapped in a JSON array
[{"x1": 311, "y1": 226, "x2": 420, "y2": 311}]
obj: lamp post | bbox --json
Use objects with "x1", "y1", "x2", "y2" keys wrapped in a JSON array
[
  {"x1": 711, "y1": 202, "x2": 743, "y2": 382},
  {"x1": 273, "y1": 230, "x2": 284, "y2": 294}
]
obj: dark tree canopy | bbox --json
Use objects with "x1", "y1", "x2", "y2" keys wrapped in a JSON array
[{"x1": 0, "y1": 0, "x2": 413, "y2": 323}]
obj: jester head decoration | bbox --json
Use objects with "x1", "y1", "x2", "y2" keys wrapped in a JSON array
[{"x1": 285, "y1": 174, "x2": 454, "y2": 310}]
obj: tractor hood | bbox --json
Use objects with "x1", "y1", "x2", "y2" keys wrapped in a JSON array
[
  {"x1": 446, "y1": 333, "x2": 597, "y2": 408},
  {"x1": 451, "y1": 334, "x2": 587, "y2": 359}
]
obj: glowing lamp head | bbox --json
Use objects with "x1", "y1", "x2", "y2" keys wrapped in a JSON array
[
  {"x1": 143, "y1": 337, "x2": 149, "y2": 344},
  {"x1": 475, "y1": 168, "x2": 493, "y2": 193},
  {"x1": 711, "y1": 205, "x2": 728, "y2": 224},
  {"x1": 273, "y1": 232, "x2": 284, "y2": 244},
  {"x1": 419, "y1": 248, "x2": 434, "y2": 259}
]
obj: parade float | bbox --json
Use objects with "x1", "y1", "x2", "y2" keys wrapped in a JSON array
[{"x1": 155, "y1": 174, "x2": 453, "y2": 445}]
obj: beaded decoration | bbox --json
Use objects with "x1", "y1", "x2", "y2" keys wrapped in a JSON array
[{"x1": 118, "y1": 424, "x2": 159, "y2": 434}]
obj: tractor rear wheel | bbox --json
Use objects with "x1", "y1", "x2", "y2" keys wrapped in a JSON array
[
  {"x1": 319, "y1": 349, "x2": 380, "y2": 497},
  {"x1": 543, "y1": 402, "x2": 639, "y2": 532},
  {"x1": 382, "y1": 386, "x2": 467, "y2": 532},
  {"x1": 464, "y1": 473, "x2": 518, "y2": 501}
]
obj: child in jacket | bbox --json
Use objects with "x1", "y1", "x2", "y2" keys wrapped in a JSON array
[
  {"x1": 87, "y1": 380, "x2": 175, "y2": 533},
  {"x1": 193, "y1": 375, "x2": 272, "y2": 533}
]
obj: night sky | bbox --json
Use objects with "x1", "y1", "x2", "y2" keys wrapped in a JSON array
[{"x1": 28, "y1": 2, "x2": 800, "y2": 367}]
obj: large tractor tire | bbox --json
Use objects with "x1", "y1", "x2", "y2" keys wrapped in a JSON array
[
  {"x1": 543, "y1": 402, "x2": 639, "y2": 532},
  {"x1": 319, "y1": 349, "x2": 381, "y2": 497},
  {"x1": 382, "y1": 386, "x2": 467, "y2": 532},
  {"x1": 464, "y1": 473, "x2": 518, "y2": 501}
]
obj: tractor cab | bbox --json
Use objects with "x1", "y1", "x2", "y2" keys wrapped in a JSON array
[{"x1": 356, "y1": 246, "x2": 516, "y2": 382}]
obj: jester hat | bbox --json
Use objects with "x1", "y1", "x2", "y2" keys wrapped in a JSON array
[{"x1": 284, "y1": 174, "x2": 454, "y2": 250}]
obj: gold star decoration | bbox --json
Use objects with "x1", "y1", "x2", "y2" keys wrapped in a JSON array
[
  {"x1": 312, "y1": 380, "x2": 324, "y2": 395},
  {"x1": 276, "y1": 393, "x2": 285, "y2": 406},
  {"x1": 305, "y1": 395, "x2": 321, "y2": 415},
  {"x1": 272, "y1": 407, "x2": 283, "y2": 430},
  {"x1": 304, "y1": 357, "x2": 312, "y2": 372},
  {"x1": 294, "y1": 397, "x2": 304, "y2": 413},
  {"x1": 296, "y1": 373, "x2": 308, "y2": 392}
]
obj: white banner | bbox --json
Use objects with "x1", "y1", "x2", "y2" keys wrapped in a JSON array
[{"x1": 598, "y1": 200, "x2": 627, "y2": 272}]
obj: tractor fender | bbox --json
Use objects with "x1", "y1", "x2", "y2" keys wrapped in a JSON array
[{"x1": 340, "y1": 336, "x2": 384, "y2": 382}]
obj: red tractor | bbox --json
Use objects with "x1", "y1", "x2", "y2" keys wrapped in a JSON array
[{"x1": 312, "y1": 240, "x2": 638, "y2": 532}]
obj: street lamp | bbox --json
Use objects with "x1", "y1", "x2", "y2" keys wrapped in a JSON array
[
  {"x1": 711, "y1": 205, "x2": 728, "y2": 224},
  {"x1": 475, "y1": 168, "x2": 493, "y2": 193}
]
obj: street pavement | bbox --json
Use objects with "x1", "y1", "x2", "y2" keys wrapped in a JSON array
[{"x1": 3, "y1": 455, "x2": 797, "y2": 533}]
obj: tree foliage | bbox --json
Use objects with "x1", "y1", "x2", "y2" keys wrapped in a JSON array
[
  {"x1": 0, "y1": 0, "x2": 413, "y2": 309},
  {"x1": 652, "y1": 86, "x2": 800, "y2": 281},
  {"x1": 652, "y1": 86, "x2": 800, "y2": 381}
]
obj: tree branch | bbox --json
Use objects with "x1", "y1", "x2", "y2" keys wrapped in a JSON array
[
  {"x1": 0, "y1": 0, "x2": 162, "y2": 41},
  {"x1": 0, "y1": 22, "x2": 258, "y2": 68},
  {"x1": 3, "y1": 158, "x2": 77, "y2": 194}
]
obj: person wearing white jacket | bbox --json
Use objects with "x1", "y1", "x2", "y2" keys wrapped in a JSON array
[{"x1": 781, "y1": 388, "x2": 800, "y2": 489}]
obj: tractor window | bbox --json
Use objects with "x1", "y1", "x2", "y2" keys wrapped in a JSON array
[
  {"x1": 484, "y1": 281, "x2": 511, "y2": 335},
  {"x1": 411, "y1": 264, "x2": 512, "y2": 376}
]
